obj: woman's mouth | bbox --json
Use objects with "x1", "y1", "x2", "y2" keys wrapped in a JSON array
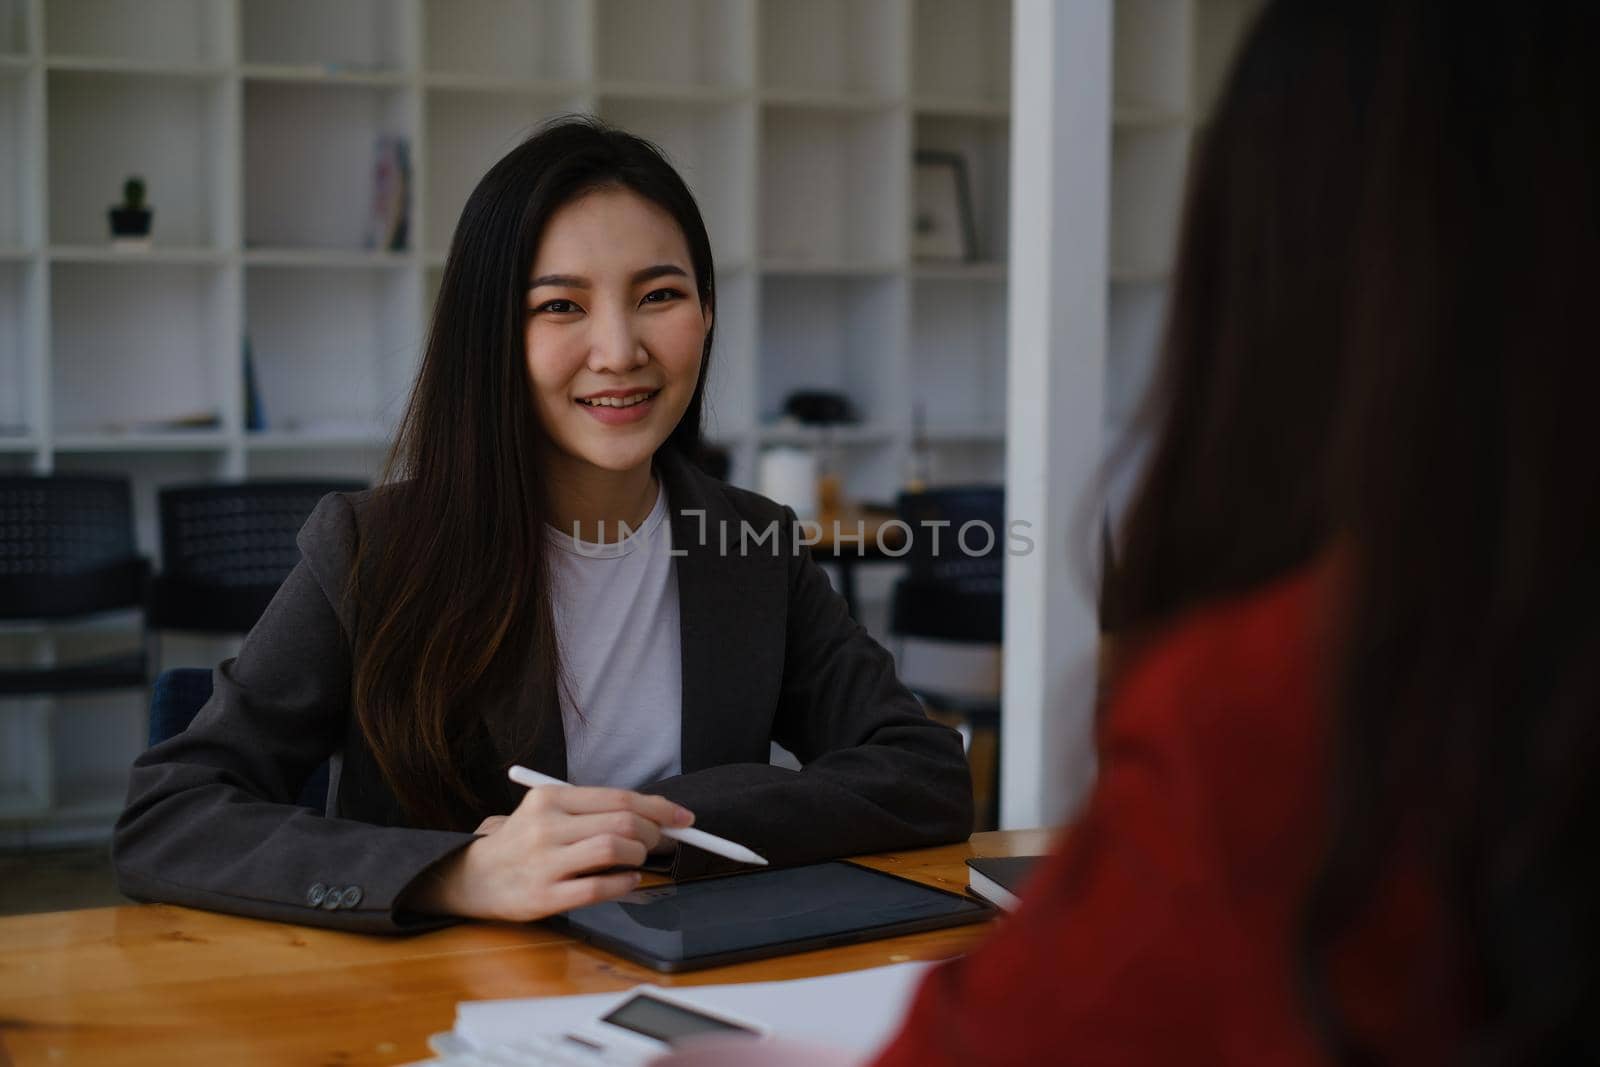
[{"x1": 576, "y1": 389, "x2": 660, "y2": 424}]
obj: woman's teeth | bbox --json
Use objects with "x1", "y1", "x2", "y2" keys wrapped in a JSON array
[{"x1": 579, "y1": 391, "x2": 657, "y2": 408}]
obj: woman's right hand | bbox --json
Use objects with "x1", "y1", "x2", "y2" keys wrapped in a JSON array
[{"x1": 405, "y1": 784, "x2": 695, "y2": 922}]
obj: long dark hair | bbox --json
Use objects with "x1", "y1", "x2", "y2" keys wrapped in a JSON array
[
  {"x1": 350, "y1": 117, "x2": 717, "y2": 829},
  {"x1": 1100, "y1": 0, "x2": 1381, "y2": 643},
  {"x1": 1305, "y1": 2, "x2": 1600, "y2": 1063}
]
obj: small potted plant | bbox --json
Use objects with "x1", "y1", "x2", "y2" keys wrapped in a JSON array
[{"x1": 108, "y1": 176, "x2": 153, "y2": 248}]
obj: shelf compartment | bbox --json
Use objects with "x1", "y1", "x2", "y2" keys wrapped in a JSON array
[
  {"x1": 1113, "y1": 0, "x2": 1192, "y2": 115},
  {"x1": 244, "y1": 80, "x2": 412, "y2": 252},
  {"x1": 0, "y1": 0, "x2": 29, "y2": 56},
  {"x1": 1110, "y1": 125, "x2": 1191, "y2": 280},
  {"x1": 0, "y1": 71, "x2": 35, "y2": 248},
  {"x1": 242, "y1": 248, "x2": 411, "y2": 269},
  {"x1": 1106, "y1": 278, "x2": 1169, "y2": 433},
  {"x1": 0, "y1": 261, "x2": 31, "y2": 438},
  {"x1": 44, "y1": 0, "x2": 229, "y2": 67},
  {"x1": 760, "y1": 106, "x2": 904, "y2": 268},
  {"x1": 52, "y1": 431, "x2": 230, "y2": 452},
  {"x1": 50, "y1": 245, "x2": 226, "y2": 264},
  {"x1": 911, "y1": 261, "x2": 1006, "y2": 282},
  {"x1": 760, "y1": 0, "x2": 903, "y2": 99},
  {"x1": 244, "y1": 264, "x2": 420, "y2": 440},
  {"x1": 422, "y1": 87, "x2": 584, "y2": 256},
  {"x1": 244, "y1": 446, "x2": 385, "y2": 483},
  {"x1": 598, "y1": 97, "x2": 754, "y2": 265},
  {"x1": 45, "y1": 57, "x2": 226, "y2": 78},
  {"x1": 914, "y1": 114, "x2": 1011, "y2": 264},
  {"x1": 700, "y1": 269, "x2": 757, "y2": 441},
  {"x1": 758, "y1": 274, "x2": 904, "y2": 429},
  {"x1": 425, "y1": 0, "x2": 590, "y2": 83},
  {"x1": 917, "y1": 437, "x2": 1005, "y2": 487},
  {"x1": 245, "y1": 429, "x2": 390, "y2": 451},
  {"x1": 598, "y1": 0, "x2": 751, "y2": 89},
  {"x1": 50, "y1": 262, "x2": 227, "y2": 437},
  {"x1": 910, "y1": 276, "x2": 1007, "y2": 432},
  {"x1": 241, "y1": 0, "x2": 410, "y2": 75},
  {"x1": 47, "y1": 70, "x2": 227, "y2": 249},
  {"x1": 912, "y1": 0, "x2": 1011, "y2": 108}
]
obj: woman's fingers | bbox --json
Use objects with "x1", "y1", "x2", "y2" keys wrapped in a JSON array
[
  {"x1": 549, "y1": 833, "x2": 650, "y2": 877},
  {"x1": 521, "y1": 784, "x2": 693, "y2": 827},
  {"x1": 550, "y1": 810, "x2": 663, "y2": 850},
  {"x1": 541, "y1": 870, "x2": 643, "y2": 913}
]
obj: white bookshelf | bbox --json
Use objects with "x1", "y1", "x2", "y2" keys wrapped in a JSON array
[
  {"x1": 0, "y1": 0, "x2": 1013, "y2": 839},
  {"x1": 1105, "y1": 0, "x2": 1261, "y2": 493}
]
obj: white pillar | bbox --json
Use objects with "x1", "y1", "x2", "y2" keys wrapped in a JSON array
[{"x1": 1001, "y1": 0, "x2": 1110, "y2": 829}]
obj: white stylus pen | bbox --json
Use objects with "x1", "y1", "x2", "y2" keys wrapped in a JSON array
[{"x1": 506, "y1": 765, "x2": 769, "y2": 867}]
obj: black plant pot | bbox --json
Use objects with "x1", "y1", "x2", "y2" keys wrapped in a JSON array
[{"x1": 108, "y1": 207, "x2": 152, "y2": 238}]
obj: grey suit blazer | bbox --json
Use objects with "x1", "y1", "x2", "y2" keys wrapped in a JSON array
[{"x1": 112, "y1": 449, "x2": 973, "y2": 933}]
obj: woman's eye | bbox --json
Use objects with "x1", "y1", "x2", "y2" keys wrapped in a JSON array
[
  {"x1": 641, "y1": 288, "x2": 685, "y2": 306},
  {"x1": 533, "y1": 299, "x2": 580, "y2": 315}
]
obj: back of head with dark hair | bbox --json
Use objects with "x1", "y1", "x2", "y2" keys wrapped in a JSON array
[
  {"x1": 1304, "y1": 3, "x2": 1600, "y2": 1063},
  {"x1": 1102, "y1": 0, "x2": 1384, "y2": 641}
]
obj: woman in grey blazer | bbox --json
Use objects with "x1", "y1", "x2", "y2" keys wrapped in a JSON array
[{"x1": 113, "y1": 118, "x2": 972, "y2": 933}]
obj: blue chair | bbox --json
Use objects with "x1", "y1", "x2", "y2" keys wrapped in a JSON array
[{"x1": 148, "y1": 667, "x2": 329, "y2": 812}]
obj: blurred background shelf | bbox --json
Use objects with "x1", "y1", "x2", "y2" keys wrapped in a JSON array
[{"x1": 0, "y1": 0, "x2": 1265, "y2": 846}]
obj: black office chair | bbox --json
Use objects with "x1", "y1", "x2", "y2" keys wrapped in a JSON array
[
  {"x1": 149, "y1": 480, "x2": 365, "y2": 634},
  {"x1": 147, "y1": 666, "x2": 328, "y2": 812},
  {"x1": 0, "y1": 475, "x2": 151, "y2": 696},
  {"x1": 889, "y1": 486, "x2": 1004, "y2": 831}
]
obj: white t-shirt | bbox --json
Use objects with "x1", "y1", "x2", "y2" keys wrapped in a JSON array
[{"x1": 546, "y1": 483, "x2": 682, "y2": 789}]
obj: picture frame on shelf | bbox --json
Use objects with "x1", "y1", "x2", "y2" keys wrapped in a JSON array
[
  {"x1": 912, "y1": 149, "x2": 978, "y2": 262},
  {"x1": 366, "y1": 135, "x2": 412, "y2": 253}
]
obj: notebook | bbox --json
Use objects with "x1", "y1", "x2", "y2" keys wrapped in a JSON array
[{"x1": 965, "y1": 856, "x2": 1041, "y2": 911}]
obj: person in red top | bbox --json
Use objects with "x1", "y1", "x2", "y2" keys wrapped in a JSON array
[{"x1": 873, "y1": 1, "x2": 1600, "y2": 1065}]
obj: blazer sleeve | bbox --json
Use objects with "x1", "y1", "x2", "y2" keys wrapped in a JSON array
[
  {"x1": 111, "y1": 494, "x2": 475, "y2": 933},
  {"x1": 644, "y1": 507, "x2": 974, "y2": 879}
]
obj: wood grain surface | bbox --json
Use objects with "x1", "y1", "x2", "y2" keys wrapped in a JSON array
[{"x1": 0, "y1": 829, "x2": 1058, "y2": 1066}]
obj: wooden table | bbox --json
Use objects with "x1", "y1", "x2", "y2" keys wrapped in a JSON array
[{"x1": 0, "y1": 829, "x2": 1055, "y2": 1066}]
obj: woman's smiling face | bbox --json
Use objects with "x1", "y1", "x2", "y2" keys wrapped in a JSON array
[{"x1": 525, "y1": 185, "x2": 710, "y2": 480}]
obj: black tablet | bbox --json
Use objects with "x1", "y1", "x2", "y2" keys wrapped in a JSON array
[{"x1": 548, "y1": 860, "x2": 997, "y2": 973}]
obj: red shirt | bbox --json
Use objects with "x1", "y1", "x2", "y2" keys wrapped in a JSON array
[{"x1": 872, "y1": 565, "x2": 1456, "y2": 1066}]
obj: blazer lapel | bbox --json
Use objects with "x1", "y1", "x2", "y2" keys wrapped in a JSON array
[{"x1": 659, "y1": 450, "x2": 784, "y2": 774}]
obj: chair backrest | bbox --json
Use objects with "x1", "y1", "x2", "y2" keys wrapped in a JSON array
[
  {"x1": 151, "y1": 480, "x2": 365, "y2": 633},
  {"x1": 0, "y1": 475, "x2": 147, "y2": 619},
  {"x1": 148, "y1": 666, "x2": 329, "y2": 812},
  {"x1": 895, "y1": 486, "x2": 1005, "y2": 590},
  {"x1": 890, "y1": 486, "x2": 1004, "y2": 644}
]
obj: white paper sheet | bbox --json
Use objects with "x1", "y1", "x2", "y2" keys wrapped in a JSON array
[{"x1": 453, "y1": 961, "x2": 935, "y2": 1055}]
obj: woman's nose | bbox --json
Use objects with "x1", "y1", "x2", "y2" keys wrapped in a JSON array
[{"x1": 587, "y1": 307, "x2": 648, "y2": 372}]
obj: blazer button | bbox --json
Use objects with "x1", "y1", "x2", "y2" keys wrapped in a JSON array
[
  {"x1": 339, "y1": 886, "x2": 363, "y2": 909},
  {"x1": 307, "y1": 883, "x2": 328, "y2": 907},
  {"x1": 321, "y1": 885, "x2": 344, "y2": 909}
]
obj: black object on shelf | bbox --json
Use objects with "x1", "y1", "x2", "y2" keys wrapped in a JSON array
[
  {"x1": 108, "y1": 176, "x2": 153, "y2": 240},
  {"x1": 782, "y1": 390, "x2": 858, "y2": 426}
]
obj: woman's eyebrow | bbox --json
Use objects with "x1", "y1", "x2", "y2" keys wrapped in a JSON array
[
  {"x1": 527, "y1": 264, "x2": 688, "y2": 290},
  {"x1": 529, "y1": 273, "x2": 587, "y2": 289},
  {"x1": 631, "y1": 264, "x2": 689, "y2": 285}
]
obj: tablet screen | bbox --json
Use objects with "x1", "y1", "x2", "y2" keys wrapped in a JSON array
[{"x1": 558, "y1": 861, "x2": 991, "y2": 968}]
